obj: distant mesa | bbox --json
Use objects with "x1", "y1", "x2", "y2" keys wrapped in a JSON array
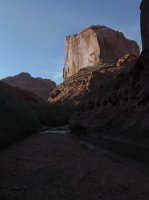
[
  {"x1": 0, "y1": 80, "x2": 42, "y2": 103},
  {"x1": 63, "y1": 25, "x2": 140, "y2": 80},
  {"x1": 2, "y1": 72, "x2": 56, "y2": 101}
]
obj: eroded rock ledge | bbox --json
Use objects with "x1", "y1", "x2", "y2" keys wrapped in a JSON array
[{"x1": 49, "y1": 54, "x2": 138, "y2": 104}]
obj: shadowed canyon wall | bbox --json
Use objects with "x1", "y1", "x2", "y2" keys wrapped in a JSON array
[
  {"x1": 68, "y1": 0, "x2": 149, "y2": 142},
  {"x1": 2, "y1": 72, "x2": 56, "y2": 101},
  {"x1": 140, "y1": 0, "x2": 149, "y2": 50}
]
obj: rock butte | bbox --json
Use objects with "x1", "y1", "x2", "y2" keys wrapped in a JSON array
[{"x1": 63, "y1": 25, "x2": 140, "y2": 80}]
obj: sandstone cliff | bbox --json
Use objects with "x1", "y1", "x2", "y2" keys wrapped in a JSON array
[
  {"x1": 2, "y1": 72, "x2": 56, "y2": 101},
  {"x1": 64, "y1": 25, "x2": 140, "y2": 80}
]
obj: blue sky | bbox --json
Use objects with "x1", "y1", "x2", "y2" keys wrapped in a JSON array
[{"x1": 0, "y1": 0, "x2": 141, "y2": 84}]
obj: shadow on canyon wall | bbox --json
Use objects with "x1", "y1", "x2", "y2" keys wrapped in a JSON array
[
  {"x1": 0, "y1": 81, "x2": 74, "y2": 149},
  {"x1": 70, "y1": 50, "x2": 149, "y2": 144}
]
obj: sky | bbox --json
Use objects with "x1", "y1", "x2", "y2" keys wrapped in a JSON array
[{"x1": 0, "y1": 0, "x2": 141, "y2": 84}]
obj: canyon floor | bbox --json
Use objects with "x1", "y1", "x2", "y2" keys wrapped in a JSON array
[{"x1": 0, "y1": 130, "x2": 149, "y2": 200}]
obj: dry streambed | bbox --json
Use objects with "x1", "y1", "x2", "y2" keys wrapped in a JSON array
[{"x1": 0, "y1": 128, "x2": 149, "y2": 200}]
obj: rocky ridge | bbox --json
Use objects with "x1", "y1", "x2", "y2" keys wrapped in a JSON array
[
  {"x1": 2, "y1": 72, "x2": 56, "y2": 101},
  {"x1": 0, "y1": 80, "x2": 42, "y2": 103},
  {"x1": 49, "y1": 54, "x2": 138, "y2": 104}
]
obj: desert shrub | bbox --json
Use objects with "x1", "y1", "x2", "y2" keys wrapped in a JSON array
[
  {"x1": 69, "y1": 124, "x2": 87, "y2": 136},
  {"x1": 0, "y1": 87, "x2": 75, "y2": 149},
  {"x1": 0, "y1": 91, "x2": 40, "y2": 148},
  {"x1": 69, "y1": 119, "x2": 87, "y2": 136},
  {"x1": 33, "y1": 100, "x2": 75, "y2": 127}
]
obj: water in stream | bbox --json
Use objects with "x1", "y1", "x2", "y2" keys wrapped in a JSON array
[{"x1": 41, "y1": 126, "x2": 71, "y2": 134}]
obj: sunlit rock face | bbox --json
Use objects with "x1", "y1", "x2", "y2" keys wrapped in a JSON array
[{"x1": 63, "y1": 25, "x2": 140, "y2": 80}]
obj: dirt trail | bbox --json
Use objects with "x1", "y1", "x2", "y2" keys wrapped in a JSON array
[{"x1": 0, "y1": 131, "x2": 149, "y2": 200}]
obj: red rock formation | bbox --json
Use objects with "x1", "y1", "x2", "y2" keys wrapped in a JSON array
[
  {"x1": 2, "y1": 72, "x2": 56, "y2": 101},
  {"x1": 64, "y1": 25, "x2": 140, "y2": 80},
  {"x1": 49, "y1": 57, "x2": 136, "y2": 104},
  {"x1": 116, "y1": 54, "x2": 138, "y2": 68}
]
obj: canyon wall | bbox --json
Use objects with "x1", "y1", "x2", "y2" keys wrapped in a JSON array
[{"x1": 140, "y1": 0, "x2": 149, "y2": 50}]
